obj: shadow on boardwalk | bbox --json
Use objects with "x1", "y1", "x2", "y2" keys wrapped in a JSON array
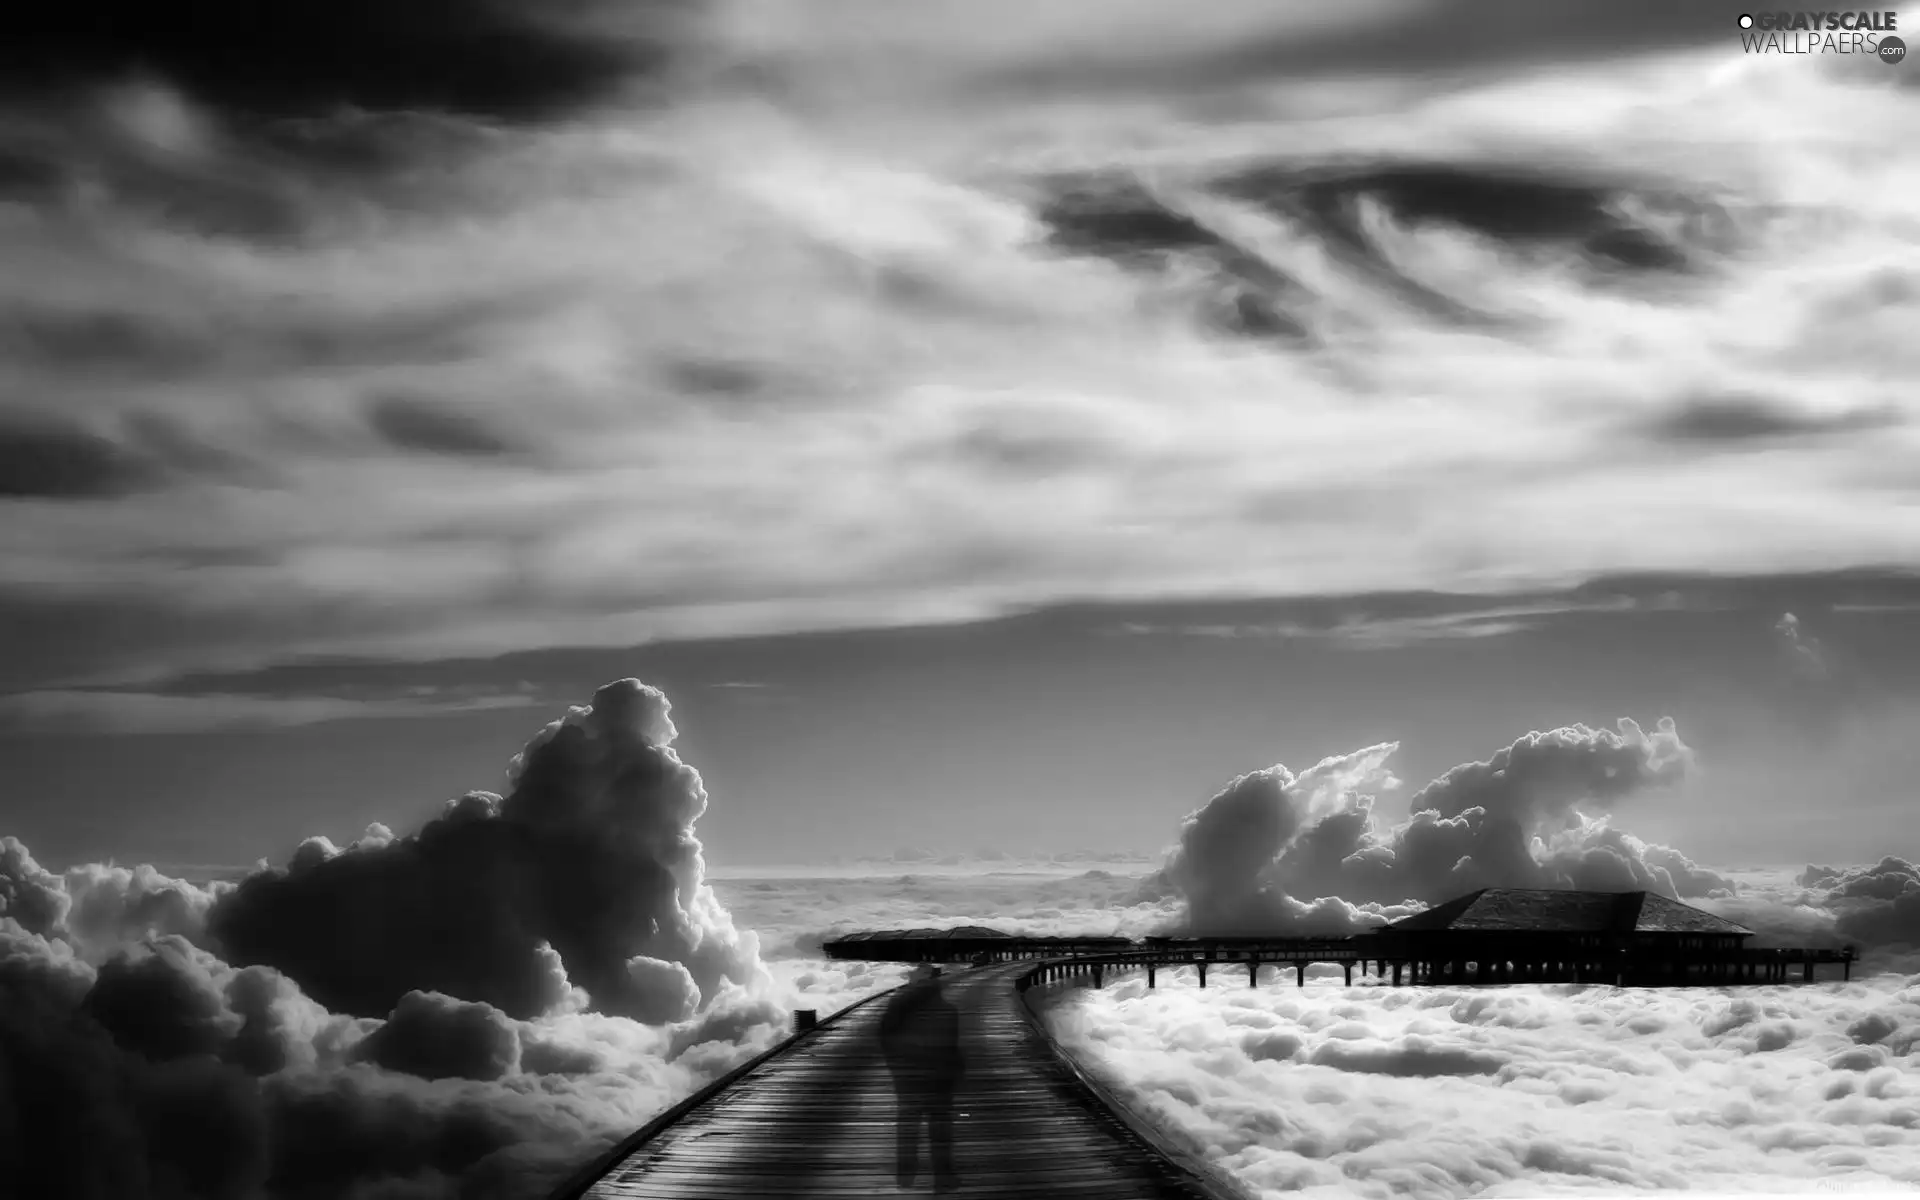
[{"x1": 878, "y1": 965, "x2": 965, "y2": 1193}]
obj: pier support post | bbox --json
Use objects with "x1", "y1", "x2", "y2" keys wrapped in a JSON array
[
  {"x1": 1197, "y1": 962, "x2": 1208, "y2": 989},
  {"x1": 1343, "y1": 963, "x2": 1353, "y2": 987},
  {"x1": 1295, "y1": 964, "x2": 1305, "y2": 988},
  {"x1": 1249, "y1": 960, "x2": 1259, "y2": 987},
  {"x1": 1392, "y1": 962, "x2": 1402, "y2": 986},
  {"x1": 1092, "y1": 965, "x2": 1103, "y2": 988},
  {"x1": 1146, "y1": 964, "x2": 1155, "y2": 988},
  {"x1": 1803, "y1": 961, "x2": 1814, "y2": 983},
  {"x1": 1844, "y1": 960, "x2": 1851, "y2": 982}
]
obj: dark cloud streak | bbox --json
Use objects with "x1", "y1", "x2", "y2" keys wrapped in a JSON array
[
  {"x1": 1645, "y1": 395, "x2": 1901, "y2": 446},
  {"x1": 367, "y1": 395, "x2": 518, "y2": 459},
  {"x1": 7, "y1": 0, "x2": 693, "y2": 122},
  {"x1": 0, "y1": 413, "x2": 158, "y2": 499}
]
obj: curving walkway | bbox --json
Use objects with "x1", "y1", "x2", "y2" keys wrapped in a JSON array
[{"x1": 556, "y1": 962, "x2": 1240, "y2": 1199}]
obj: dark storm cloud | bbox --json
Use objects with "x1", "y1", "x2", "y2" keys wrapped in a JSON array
[
  {"x1": 366, "y1": 395, "x2": 517, "y2": 458},
  {"x1": 1644, "y1": 394, "x2": 1901, "y2": 446},
  {"x1": 0, "y1": 412, "x2": 158, "y2": 499},
  {"x1": 6, "y1": 0, "x2": 694, "y2": 122}
]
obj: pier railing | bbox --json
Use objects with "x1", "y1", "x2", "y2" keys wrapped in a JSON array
[
  {"x1": 1011, "y1": 957, "x2": 1262, "y2": 1200},
  {"x1": 827, "y1": 932, "x2": 1858, "y2": 987}
]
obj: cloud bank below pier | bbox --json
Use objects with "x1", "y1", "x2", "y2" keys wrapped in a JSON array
[
  {"x1": 0, "y1": 679, "x2": 799, "y2": 1198},
  {"x1": 1045, "y1": 969, "x2": 1920, "y2": 1198}
]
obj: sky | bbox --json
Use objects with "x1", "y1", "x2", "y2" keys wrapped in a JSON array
[
  {"x1": 11, "y1": 575, "x2": 1920, "y2": 871},
  {"x1": 2, "y1": 3, "x2": 1919, "y2": 1195},
  {"x1": 1, "y1": 0, "x2": 1917, "y2": 873}
]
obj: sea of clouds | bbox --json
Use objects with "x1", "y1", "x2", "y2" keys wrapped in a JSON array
[
  {"x1": 6, "y1": 677, "x2": 1920, "y2": 1197},
  {"x1": 1043, "y1": 971, "x2": 1920, "y2": 1199}
]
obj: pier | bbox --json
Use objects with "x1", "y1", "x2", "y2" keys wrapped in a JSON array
[{"x1": 554, "y1": 888, "x2": 1855, "y2": 1197}]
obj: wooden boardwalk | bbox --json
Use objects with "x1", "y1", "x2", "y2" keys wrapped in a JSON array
[{"x1": 559, "y1": 963, "x2": 1240, "y2": 1200}]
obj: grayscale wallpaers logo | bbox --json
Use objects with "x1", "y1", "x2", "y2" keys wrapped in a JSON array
[{"x1": 1736, "y1": 11, "x2": 1906, "y2": 60}]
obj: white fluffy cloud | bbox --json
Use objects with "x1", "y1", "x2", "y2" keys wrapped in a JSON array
[
  {"x1": 1043, "y1": 968, "x2": 1920, "y2": 1199},
  {"x1": 1154, "y1": 717, "x2": 1714, "y2": 935},
  {"x1": 0, "y1": 679, "x2": 904, "y2": 1197}
]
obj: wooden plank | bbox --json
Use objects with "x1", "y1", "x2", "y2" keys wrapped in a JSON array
[{"x1": 575, "y1": 964, "x2": 1234, "y2": 1200}]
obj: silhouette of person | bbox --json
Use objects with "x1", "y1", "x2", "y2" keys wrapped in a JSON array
[{"x1": 878, "y1": 964, "x2": 964, "y2": 1192}]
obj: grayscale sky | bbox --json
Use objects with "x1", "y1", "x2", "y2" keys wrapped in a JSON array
[{"x1": 3, "y1": 0, "x2": 1916, "y2": 873}]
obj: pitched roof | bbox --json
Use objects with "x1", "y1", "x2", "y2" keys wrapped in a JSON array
[
  {"x1": 1386, "y1": 889, "x2": 1752, "y2": 936},
  {"x1": 1630, "y1": 892, "x2": 1753, "y2": 934},
  {"x1": 828, "y1": 926, "x2": 1015, "y2": 943}
]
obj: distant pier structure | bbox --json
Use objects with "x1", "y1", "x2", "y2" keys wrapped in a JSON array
[{"x1": 824, "y1": 888, "x2": 1856, "y2": 988}]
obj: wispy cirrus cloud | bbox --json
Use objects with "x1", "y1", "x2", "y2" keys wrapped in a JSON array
[
  {"x1": 1113, "y1": 596, "x2": 1646, "y2": 648},
  {"x1": 0, "y1": 684, "x2": 544, "y2": 734}
]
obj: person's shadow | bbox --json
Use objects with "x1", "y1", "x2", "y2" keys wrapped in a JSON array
[{"x1": 878, "y1": 967, "x2": 964, "y2": 1192}]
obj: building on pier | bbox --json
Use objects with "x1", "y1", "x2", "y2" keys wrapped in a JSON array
[
  {"x1": 824, "y1": 888, "x2": 1855, "y2": 986},
  {"x1": 1374, "y1": 887, "x2": 1773, "y2": 985}
]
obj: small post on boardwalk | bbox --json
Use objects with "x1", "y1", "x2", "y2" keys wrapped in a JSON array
[{"x1": 793, "y1": 1009, "x2": 817, "y2": 1034}]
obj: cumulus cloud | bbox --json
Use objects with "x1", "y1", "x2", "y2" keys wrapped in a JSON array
[
  {"x1": 1042, "y1": 968, "x2": 1920, "y2": 1199},
  {"x1": 1155, "y1": 718, "x2": 1706, "y2": 935},
  {"x1": 208, "y1": 678, "x2": 768, "y2": 1024},
  {"x1": 1791, "y1": 858, "x2": 1920, "y2": 957},
  {"x1": 0, "y1": 679, "x2": 822, "y2": 1198}
]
